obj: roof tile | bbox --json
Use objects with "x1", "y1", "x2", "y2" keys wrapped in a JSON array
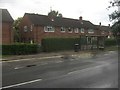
[{"x1": 25, "y1": 13, "x2": 96, "y2": 29}]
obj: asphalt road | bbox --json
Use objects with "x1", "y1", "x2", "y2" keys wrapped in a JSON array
[{"x1": 2, "y1": 51, "x2": 118, "y2": 88}]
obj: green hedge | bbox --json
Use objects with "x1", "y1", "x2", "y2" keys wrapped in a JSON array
[
  {"x1": 105, "y1": 38, "x2": 117, "y2": 46},
  {"x1": 2, "y1": 44, "x2": 39, "y2": 55},
  {"x1": 41, "y1": 38, "x2": 80, "y2": 52}
]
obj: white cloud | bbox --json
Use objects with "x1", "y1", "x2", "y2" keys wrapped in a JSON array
[{"x1": 0, "y1": 0, "x2": 116, "y2": 25}]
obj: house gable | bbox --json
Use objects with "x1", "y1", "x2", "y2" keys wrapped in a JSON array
[
  {"x1": 1, "y1": 9, "x2": 14, "y2": 23},
  {"x1": 1, "y1": 9, "x2": 14, "y2": 45}
]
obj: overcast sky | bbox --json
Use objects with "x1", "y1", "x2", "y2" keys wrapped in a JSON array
[{"x1": 0, "y1": 0, "x2": 117, "y2": 26}]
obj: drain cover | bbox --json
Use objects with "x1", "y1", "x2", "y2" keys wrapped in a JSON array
[{"x1": 26, "y1": 64, "x2": 36, "y2": 67}]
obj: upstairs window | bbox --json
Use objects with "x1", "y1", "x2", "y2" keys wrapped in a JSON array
[
  {"x1": 80, "y1": 28, "x2": 85, "y2": 33},
  {"x1": 24, "y1": 26, "x2": 28, "y2": 32},
  {"x1": 68, "y1": 27, "x2": 73, "y2": 33},
  {"x1": 61, "y1": 27, "x2": 65, "y2": 32},
  {"x1": 74, "y1": 28, "x2": 79, "y2": 33},
  {"x1": 88, "y1": 29, "x2": 94, "y2": 34},
  {"x1": 44, "y1": 26, "x2": 55, "y2": 32}
]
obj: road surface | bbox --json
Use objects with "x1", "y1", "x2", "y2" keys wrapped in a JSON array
[{"x1": 2, "y1": 51, "x2": 118, "y2": 88}]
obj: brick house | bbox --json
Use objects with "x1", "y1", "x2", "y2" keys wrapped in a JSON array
[
  {"x1": 19, "y1": 13, "x2": 111, "y2": 49},
  {"x1": 1, "y1": 9, "x2": 14, "y2": 45},
  {"x1": 99, "y1": 25, "x2": 113, "y2": 38}
]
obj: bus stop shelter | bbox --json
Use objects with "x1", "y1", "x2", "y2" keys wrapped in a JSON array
[{"x1": 80, "y1": 35, "x2": 106, "y2": 50}]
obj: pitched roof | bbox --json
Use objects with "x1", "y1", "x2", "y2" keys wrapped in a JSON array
[
  {"x1": 24, "y1": 13, "x2": 96, "y2": 29},
  {"x1": 1, "y1": 9, "x2": 14, "y2": 23},
  {"x1": 95, "y1": 25, "x2": 112, "y2": 31},
  {"x1": 100, "y1": 26, "x2": 112, "y2": 31}
]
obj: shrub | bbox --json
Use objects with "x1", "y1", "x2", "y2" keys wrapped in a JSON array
[
  {"x1": 41, "y1": 38, "x2": 80, "y2": 52},
  {"x1": 2, "y1": 44, "x2": 40, "y2": 55},
  {"x1": 105, "y1": 38, "x2": 117, "y2": 46}
]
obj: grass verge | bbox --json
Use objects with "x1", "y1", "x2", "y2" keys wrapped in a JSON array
[
  {"x1": 105, "y1": 45, "x2": 118, "y2": 51},
  {"x1": 2, "y1": 55, "x2": 13, "y2": 58}
]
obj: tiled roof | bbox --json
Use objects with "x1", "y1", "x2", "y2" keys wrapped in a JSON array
[
  {"x1": 100, "y1": 26, "x2": 112, "y2": 31},
  {"x1": 1, "y1": 9, "x2": 14, "y2": 23},
  {"x1": 24, "y1": 13, "x2": 96, "y2": 29},
  {"x1": 95, "y1": 25, "x2": 112, "y2": 31}
]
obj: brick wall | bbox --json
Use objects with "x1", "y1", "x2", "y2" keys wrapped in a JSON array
[
  {"x1": 34, "y1": 26, "x2": 79, "y2": 44},
  {"x1": 19, "y1": 15, "x2": 109, "y2": 44},
  {"x1": 2, "y1": 23, "x2": 13, "y2": 45},
  {"x1": 21, "y1": 25, "x2": 104, "y2": 44},
  {"x1": 19, "y1": 15, "x2": 33, "y2": 43}
]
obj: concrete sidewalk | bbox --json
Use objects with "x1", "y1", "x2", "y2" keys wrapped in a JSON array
[{"x1": 1, "y1": 50, "x2": 95, "y2": 62}]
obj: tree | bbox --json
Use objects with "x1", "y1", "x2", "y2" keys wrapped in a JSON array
[
  {"x1": 13, "y1": 17, "x2": 22, "y2": 42},
  {"x1": 48, "y1": 10, "x2": 63, "y2": 18},
  {"x1": 58, "y1": 13, "x2": 63, "y2": 18},
  {"x1": 108, "y1": 0, "x2": 120, "y2": 37}
]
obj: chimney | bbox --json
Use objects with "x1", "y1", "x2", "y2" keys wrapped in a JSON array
[
  {"x1": 108, "y1": 24, "x2": 110, "y2": 28},
  {"x1": 79, "y1": 16, "x2": 82, "y2": 21},
  {"x1": 79, "y1": 16, "x2": 83, "y2": 24},
  {"x1": 99, "y1": 22, "x2": 101, "y2": 26}
]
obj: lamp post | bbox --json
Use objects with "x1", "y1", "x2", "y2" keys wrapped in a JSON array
[{"x1": 30, "y1": 24, "x2": 34, "y2": 44}]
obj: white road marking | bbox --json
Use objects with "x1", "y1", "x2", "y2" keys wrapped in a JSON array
[
  {"x1": 14, "y1": 66, "x2": 24, "y2": 69},
  {"x1": 104, "y1": 54, "x2": 109, "y2": 55},
  {"x1": 71, "y1": 55, "x2": 77, "y2": 56},
  {"x1": 91, "y1": 83, "x2": 113, "y2": 88},
  {"x1": 1, "y1": 79, "x2": 42, "y2": 89},
  {"x1": 109, "y1": 51, "x2": 115, "y2": 53},
  {"x1": 55, "y1": 60, "x2": 63, "y2": 63},
  {"x1": 67, "y1": 63, "x2": 109, "y2": 75}
]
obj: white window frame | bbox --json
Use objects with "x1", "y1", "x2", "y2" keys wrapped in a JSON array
[
  {"x1": 68, "y1": 27, "x2": 73, "y2": 33},
  {"x1": 61, "y1": 27, "x2": 65, "y2": 33},
  {"x1": 80, "y1": 28, "x2": 85, "y2": 33},
  {"x1": 24, "y1": 26, "x2": 28, "y2": 32},
  {"x1": 74, "y1": 28, "x2": 79, "y2": 33},
  {"x1": 88, "y1": 29, "x2": 94, "y2": 34},
  {"x1": 44, "y1": 26, "x2": 55, "y2": 32}
]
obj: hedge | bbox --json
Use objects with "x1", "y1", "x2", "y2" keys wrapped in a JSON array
[
  {"x1": 2, "y1": 44, "x2": 39, "y2": 55},
  {"x1": 41, "y1": 38, "x2": 80, "y2": 52},
  {"x1": 105, "y1": 38, "x2": 117, "y2": 46},
  {"x1": 2, "y1": 38, "x2": 117, "y2": 55}
]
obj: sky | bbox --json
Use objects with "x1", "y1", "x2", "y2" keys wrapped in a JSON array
[{"x1": 0, "y1": 0, "x2": 117, "y2": 26}]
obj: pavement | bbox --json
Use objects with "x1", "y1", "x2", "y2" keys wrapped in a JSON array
[{"x1": 1, "y1": 50, "x2": 97, "y2": 62}]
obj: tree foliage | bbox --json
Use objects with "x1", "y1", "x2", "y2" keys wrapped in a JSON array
[
  {"x1": 108, "y1": 0, "x2": 120, "y2": 8},
  {"x1": 48, "y1": 10, "x2": 63, "y2": 18},
  {"x1": 13, "y1": 17, "x2": 22, "y2": 42},
  {"x1": 108, "y1": 0, "x2": 120, "y2": 37},
  {"x1": 109, "y1": 11, "x2": 120, "y2": 21}
]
